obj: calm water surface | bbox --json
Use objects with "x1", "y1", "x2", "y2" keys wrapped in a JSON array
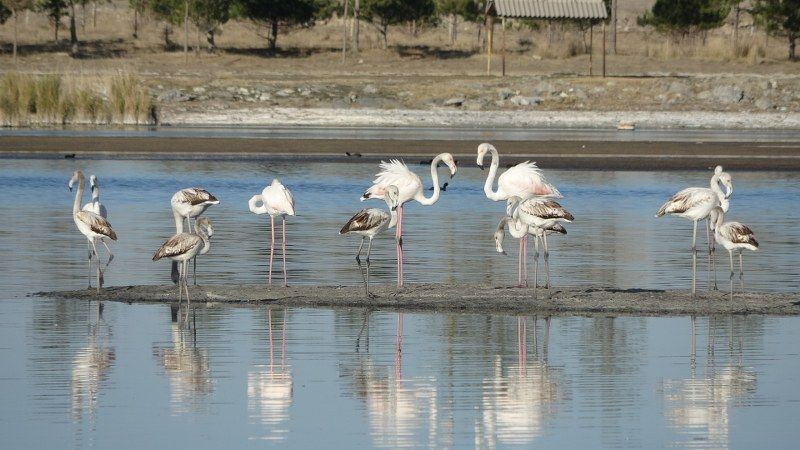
[{"x1": 1, "y1": 158, "x2": 799, "y2": 448}]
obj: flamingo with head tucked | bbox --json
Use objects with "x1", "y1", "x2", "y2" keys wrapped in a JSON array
[
  {"x1": 249, "y1": 179, "x2": 295, "y2": 287},
  {"x1": 171, "y1": 187, "x2": 219, "y2": 284},
  {"x1": 709, "y1": 206, "x2": 758, "y2": 301},
  {"x1": 78, "y1": 174, "x2": 109, "y2": 288},
  {"x1": 360, "y1": 154, "x2": 458, "y2": 287}
]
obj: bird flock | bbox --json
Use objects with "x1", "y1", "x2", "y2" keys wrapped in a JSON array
[{"x1": 67, "y1": 143, "x2": 759, "y2": 304}]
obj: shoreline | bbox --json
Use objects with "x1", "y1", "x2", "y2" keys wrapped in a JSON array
[{"x1": 36, "y1": 284, "x2": 800, "y2": 317}]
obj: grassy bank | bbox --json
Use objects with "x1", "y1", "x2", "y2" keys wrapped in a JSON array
[{"x1": 0, "y1": 73, "x2": 155, "y2": 126}]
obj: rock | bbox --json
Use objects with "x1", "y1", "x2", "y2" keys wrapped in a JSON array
[
  {"x1": 463, "y1": 99, "x2": 487, "y2": 111},
  {"x1": 755, "y1": 97, "x2": 773, "y2": 110},
  {"x1": 237, "y1": 87, "x2": 249, "y2": 95},
  {"x1": 498, "y1": 88, "x2": 513, "y2": 101},
  {"x1": 259, "y1": 93, "x2": 271, "y2": 101},
  {"x1": 276, "y1": 88, "x2": 294, "y2": 97},
  {"x1": 443, "y1": 96, "x2": 466, "y2": 107},
  {"x1": 667, "y1": 81, "x2": 690, "y2": 96},
  {"x1": 558, "y1": 91, "x2": 569, "y2": 99},
  {"x1": 156, "y1": 89, "x2": 188, "y2": 102},
  {"x1": 510, "y1": 95, "x2": 542, "y2": 106},
  {"x1": 397, "y1": 91, "x2": 413, "y2": 98},
  {"x1": 535, "y1": 81, "x2": 553, "y2": 94},
  {"x1": 572, "y1": 89, "x2": 588, "y2": 100},
  {"x1": 362, "y1": 84, "x2": 378, "y2": 94},
  {"x1": 299, "y1": 89, "x2": 312, "y2": 97},
  {"x1": 192, "y1": 86, "x2": 206, "y2": 94},
  {"x1": 697, "y1": 90, "x2": 712, "y2": 100},
  {"x1": 226, "y1": 86, "x2": 236, "y2": 92},
  {"x1": 711, "y1": 85, "x2": 744, "y2": 104},
  {"x1": 348, "y1": 92, "x2": 358, "y2": 103}
]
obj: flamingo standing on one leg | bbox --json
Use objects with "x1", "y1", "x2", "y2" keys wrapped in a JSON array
[
  {"x1": 477, "y1": 143, "x2": 562, "y2": 282},
  {"x1": 709, "y1": 206, "x2": 758, "y2": 301},
  {"x1": 152, "y1": 219, "x2": 212, "y2": 309},
  {"x1": 80, "y1": 175, "x2": 109, "y2": 288},
  {"x1": 656, "y1": 166, "x2": 733, "y2": 296},
  {"x1": 360, "y1": 153, "x2": 458, "y2": 287},
  {"x1": 68, "y1": 171, "x2": 117, "y2": 292},
  {"x1": 171, "y1": 187, "x2": 219, "y2": 285},
  {"x1": 340, "y1": 186, "x2": 400, "y2": 298},
  {"x1": 249, "y1": 179, "x2": 295, "y2": 287}
]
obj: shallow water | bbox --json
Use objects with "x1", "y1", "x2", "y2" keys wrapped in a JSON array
[{"x1": 1, "y1": 157, "x2": 800, "y2": 448}]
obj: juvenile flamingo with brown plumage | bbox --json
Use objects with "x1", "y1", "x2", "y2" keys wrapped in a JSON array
[
  {"x1": 68, "y1": 171, "x2": 117, "y2": 292},
  {"x1": 153, "y1": 218, "x2": 213, "y2": 307},
  {"x1": 249, "y1": 179, "x2": 295, "y2": 287},
  {"x1": 709, "y1": 206, "x2": 759, "y2": 301},
  {"x1": 340, "y1": 185, "x2": 400, "y2": 298},
  {"x1": 171, "y1": 187, "x2": 219, "y2": 284}
]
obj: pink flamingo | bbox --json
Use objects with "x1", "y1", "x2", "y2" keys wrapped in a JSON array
[
  {"x1": 249, "y1": 179, "x2": 295, "y2": 287},
  {"x1": 360, "y1": 154, "x2": 457, "y2": 287}
]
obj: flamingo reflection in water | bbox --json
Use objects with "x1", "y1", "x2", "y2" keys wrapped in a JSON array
[
  {"x1": 476, "y1": 317, "x2": 565, "y2": 447},
  {"x1": 348, "y1": 312, "x2": 439, "y2": 448},
  {"x1": 71, "y1": 305, "x2": 115, "y2": 424},
  {"x1": 152, "y1": 312, "x2": 213, "y2": 414},
  {"x1": 660, "y1": 316, "x2": 757, "y2": 448},
  {"x1": 247, "y1": 308, "x2": 292, "y2": 442}
]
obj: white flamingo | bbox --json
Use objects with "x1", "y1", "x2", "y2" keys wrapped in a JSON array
[
  {"x1": 69, "y1": 171, "x2": 117, "y2": 292},
  {"x1": 476, "y1": 143, "x2": 562, "y2": 201},
  {"x1": 152, "y1": 218, "x2": 212, "y2": 308},
  {"x1": 171, "y1": 187, "x2": 219, "y2": 284},
  {"x1": 507, "y1": 197, "x2": 574, "y2": 291},
  {"x1": 360, "y1": 154, "x2": 457, "y2": 287},
  {"x1": 248, "y1": 179, "x2": 295, "y2": 287},
  {"x1": 656, "y1": 166, "x2": 733, "y2": 295},
  {"x1": 709, "y1": 206, "x2": 758, "y2": 300},
  {"x1": 340, "y1": 185, "x2": 400, "y2": 298}
]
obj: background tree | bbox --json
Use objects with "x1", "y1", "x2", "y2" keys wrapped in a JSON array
[
  {"x1": 361, "y1": 0, "x2": 435, "y2": 49},
  {"x1": 436, "y1": 0, "x2": 480, "y2": 45},
  {"x1": 37, "y1": 0, "x2": 67, "y2": 42},
  {"x1": 753, "y1": 0, "x2": 800, "y2": 59},
  {"x1": 147, "y1": 0, "x2": 185, "y2": 49},
  {"x1": 637, "y1": 0, "x2": 732, "y2": 39},
  {"x1": 3, "y1": 0, "x2": 35, "y2": 59},
  {"x1": 190, "y1": 0, "x2": 231, "y2": 51},
  {"x1": 234, "y1": 0, "x2": 317, "y2": 51},
  {"x1": 129, "y1": 0, "x2": 145, "y2": 38}
]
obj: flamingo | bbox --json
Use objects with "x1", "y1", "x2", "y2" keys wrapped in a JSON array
[
  {"x1": 360, "y1": 153, "x2": 457, "y2": 287},
  {"x1": 709, "y1": 206, "x2": 758, "y2": 300},
  {"x1": 507, "y1": 197, "x2": 574, "y2": 291},
  {"x1": 152, "y1": 218, "x2": 212, "y2": 308},
  {"x1": 248, "y1": 179, "x2": 295, "y2": 287},
  {"x1": 171, "y1": 187, "x2": 219, "y2": 284},
  {"x1": 68, "y1": 171, "x2": 117, "y2": 292},
  {"x1": 340, "y1": 185, "x2": 400, "y2": 298},
  {"x1": 495, "y1": 214, "x2": 567, "y2": 293},
  {"x1": 656, "y1": 166, "x2": 733, "y2": 295},
  {"x1": 78, "y1": 175, "x2": 108, "y2": 288},
  {"x1": 476, "y1": 143, "x2": 562, "y2": 201}
]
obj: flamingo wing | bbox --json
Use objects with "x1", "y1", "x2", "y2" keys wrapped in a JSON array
[
  {"x1": 361, "y1": 159, "x2": 421, "y2": 201},
  {"x1": 264, "y1": 182, "x2": 295, "y2": 216},
  {"x1": 520, "y1": 199, "x2": 574, "y2": 221},
  {"x1": 152, "y1": 233, "x2": 201, "y2": 261},
  {"x1": 720, "y1": 222, "x2": 759, "y2": 248},
  {"x1": 498, "y1": 161, "x2": 562, "y2": 199},
  {"x1": 656, "y1": 187, "x2": 715, "y2": 217},
  {"x1": 340, "y1": 209, "x2": 389, "y2": 234},
  {"x1": 76, "y1": 211, "x2": 117, "y2": 240},
  {"x1": 174, "y1": 188, "x2": 219, "y2": 206}
]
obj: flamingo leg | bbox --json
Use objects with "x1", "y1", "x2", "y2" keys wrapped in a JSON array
[
  {"x1": 691, "y1": 220, "x2": 698, "y2": 297},
  {"x1": 193, "y1": 256, "x2": 197, "y2": 286},
  {"x1": 87, "y1": 240, "x2": 93, "y2": 289},
  {"x1": 90, "y1": 239, "x2": 101, "y2": 292},
  {"x1": 517, "y1": 238, "x2": 524, "y2": 287},
  {"x1": 268, "y1": 215, "x2": 275, "y2": 286},
  {"x1": 523, "y1": 235, "x2": 529, "y2": 287},
  {"x1": 183, "y1": 260, "x2": 191, "y2": 310},
  {"x1": 705, "y1": 219, "x2": 712, "y2": 291},
  {"x1": 100, "y1": 239, "x2": 114, "y2": 269},
  {"x1": 177, "y1": 259, "x2": 182, "y2": 305},
  {"x1": 398, "y1": 205, "x2": 404, "y2": 287},
  {"x1": 365, "y1": 239, "x2": 374, "y2": 298},
  {"x1": 738, "y1": 252, "x2": 744, "y2": 292},
  {"x1": 543, "y1": 232, "x2": 551, "y2": 291},
  {"x1": 355, "y1": 237, "x2": 365, "y2": 263},
  {"x1": 395, "y1": 211, "x2": 401, "y2": 288},
  {"x1": 728, "y1": 250, "x2": 734, "y2": 301},
  {"x1": 711, "y1": 231, "x2": 718, "y2": 290},
  {"x1": 282, "y1": 216, "x2": 288, "y2": 287},
  {"x1": 533, "y1": 235, "x2": 540, "y2": 298}
]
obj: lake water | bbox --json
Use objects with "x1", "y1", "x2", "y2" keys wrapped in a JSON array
[{"x1": 1, "y1": 157, "x2": 799, "y2": 448}]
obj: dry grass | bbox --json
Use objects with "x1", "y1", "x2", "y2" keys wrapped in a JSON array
[{"x1": 0, "y1": 72, "x2": 154, "y2": 126}]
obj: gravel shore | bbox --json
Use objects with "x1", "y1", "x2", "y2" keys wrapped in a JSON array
[{"x1": 37, "y1": 284, "x2": 800, "y2": 316}]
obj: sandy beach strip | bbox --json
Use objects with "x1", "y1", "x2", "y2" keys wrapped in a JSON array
[{"x1": 37, "y1": 284, "x2": 800, "y2": 316}]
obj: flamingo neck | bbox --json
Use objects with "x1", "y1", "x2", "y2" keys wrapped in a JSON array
[
  {"x1": 248, "y1": 194, "x2": 269, "y2": 215},
  {"x1": 196, "y1": 228, "x2": 210, "y2": 254},
  {"x1": 483, "y1": 146, "x2": 503, "y2": 201},
  {"x1": 415, "y1": 154, "x2": 445, "y2": 206},
  {"x1": 710, "y1": 173, "x2": 725, "y2": 204},
  {"x1": 173, "y1": 209, "x2": 184, "y2": 234},
  {"x1": 72, "y1": 174, "x2": 84, "y2": 215},
  {"x1": 385, "y1": 197, "x2": 398, "y2": 228}
]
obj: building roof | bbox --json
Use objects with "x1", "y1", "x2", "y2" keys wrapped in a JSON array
[{"x1": 486, "y1": 0, "x2": 609, "y2": 20}]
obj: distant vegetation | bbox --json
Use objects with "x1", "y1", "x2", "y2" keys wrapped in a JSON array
[{"x1": 0, "y1": 73, "x2": 155, "y2": 125}]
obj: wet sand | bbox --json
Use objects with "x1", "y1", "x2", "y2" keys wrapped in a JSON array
[
  {"x1": 4, "y1": 134, "x2": 800, "y2": 170},
  {"x1": 37, "y1": 284, "x2": 800, "y2": 316}
]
